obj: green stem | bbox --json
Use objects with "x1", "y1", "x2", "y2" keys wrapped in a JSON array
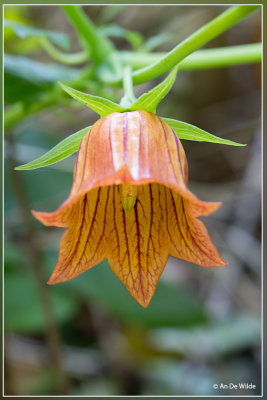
[
  {"x1": 129, "y1": 5, "x2": 259, "y2": 85},
  {"x1": 178, "y1": 42, "x2": 262, "y2": 70},
  {"x1": 39, "y1": 37, "x2": 89, "y2": 65},
  {"x1": 120, "y1": 65, "x2": 136, "y2": 107},
  {"x1": 62, "y1": 5, "x2": 114, "y2": 62},
  {"x1": 118, "y1": 43, "x2": 262, "y2": 71}
]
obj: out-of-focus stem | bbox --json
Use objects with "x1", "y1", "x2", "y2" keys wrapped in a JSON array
[
  {"x1": 117, "y1": 43, "x2": 262, "y2": 71},
  {"x1": 62, "y1": 5, "x2": 114, "y2": 62},
  {"x1": 6, "y1": 135, "x2": 70, "y2": 395},
  {"x1": 4, "y1": 42, "x2": 261, "y2": 131},
  {"x1": 39, "y1": 37, "x2": 90, "y2": 65},
  {"x1": 120, "y1": 66, "x2": 136, "y2": 107},
  {"x1": 119, "y1": 5, "x2": 259, "y2": 85}
]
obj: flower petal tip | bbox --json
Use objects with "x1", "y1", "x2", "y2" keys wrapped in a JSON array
[
  {"x1": 32, "y1": 208, "x2": 68, "y2": 228},
  {"x1": 32, "y1": 210, "x2": 51, "y2": 226},
  {"x1": 47, "y1": 273, "x2": 64, "y2": 285},
  {"x1": 47, "y1": 273, "x2": 59, "y2": 285},
  {"x1": 219, "y1": 259, "x2": 227, "y2": 267},
  {"x1": 203, "y1": 257, "x2": 227, "y2": 268},
  {"x1": 201, "y1": 201, "x2": 222, "y2": 216},
  {"x1": 132, "y1": 293, "x2": 154, "y2": 308}
]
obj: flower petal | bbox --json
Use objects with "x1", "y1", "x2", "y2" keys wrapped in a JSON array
[
  {"x1": 32, "y1": 200, "x2": 80, "y2": 228},
  {"x1": 106, "y1": 183, "x2": 168, "y2": 307},
  {"x1": 33, "y1": 110, "x2": 226, "y2": 307},
  {"x1": 33, "y1": 111, "x2": 202, "y2": 225},
  {"x1": 163, "y1": 187, "x2": 226, "y2": 267},
  {"x1": 47, "y1": 187, "x2": 109, "y2": 284}
]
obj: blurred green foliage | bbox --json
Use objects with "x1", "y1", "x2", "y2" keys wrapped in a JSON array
[
  {"x1": 5, "y1": 19, "x2": 70, "y2": 49},
  {"x1": 5, "y1": 54, "x2": 79, "y2": 104}
]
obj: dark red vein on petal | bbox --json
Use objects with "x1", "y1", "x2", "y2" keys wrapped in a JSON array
[
  {"x1": 72, "y1": 188, "x2": 101, "y2": 274},
  {"x1": 134, "y1": 201, "x2": 145, "y2": 302},
  {"x1": 181, "y1": 198, "x2": 218, "y2": 261},
  {"x1": 164, "y1": 186, "x2": 195, "y2": 258},
  {"x1": 163, "y1": 186, "x2": 181, "y2": 252},
  {"x1": 86, "y1": 188, "x2": 101, "y2": 240},
  {"x1": 157, "y1": 116, "x2": 177, "y2": 182},
  {"x1": 169, "y1": 190, "x2": 217, "y2": 264},
  {"x1": 122, "y1": 207, "x2": 131, "y2": 276},
  {"x1": 87, "y1": 186, "x2": 110, "y2": 264},
  {"x1": 112, "y1": 185, "x2": 121, "y2": 260},
  {"x1": 136, "y1": 199, "x2": 145, "y2": 217},
  {"x1": 169, "y1": 189, "x2": 199, "y2": 257},
  {"x1": 62, "y1": 195, "x2": 86, "y2": 270},
  {"x1": 147, "y1": 184, "x2": 156, "y2": 258}
]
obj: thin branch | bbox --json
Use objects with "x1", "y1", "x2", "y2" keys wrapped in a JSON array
[
  {"x1": 120, "y1": 66, "x2": 136, "y2": 107},
  {"x1": 117, "y1": 5, "x2": 259, "y2": 85},
  {"x1": 39, "y1": 37, "x2": 89, "y2": 65},
  {"x1": 62, "y1": 5, "x2": 114, "y2": 62},
  {"x1": 117, "y1": 43, "x2": 262, "y2": 71}
]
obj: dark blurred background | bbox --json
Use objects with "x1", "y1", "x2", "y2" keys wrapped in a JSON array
[{"x1": 4, "y1": 5, "x2": 261, "y2": 396}]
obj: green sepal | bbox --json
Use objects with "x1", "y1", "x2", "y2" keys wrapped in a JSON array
[
  {"x1": 59, "y1": 67, "x2": 178, "y2": 117},
  {"x1": 15, "y1": 125, "x2": 90, "y2": 171},
  {"x1": 163, "y1": 117, "x2": 245, "y2": 146},
  {"x1": 59, "y1": 82, "x2": 125, "y2": 117},
  {"x1": 129, "y1": 66, "x2": 178, "y2": 113},
  {"x1": 15, "y1": 114, "x2": 244, "y2": 172}
]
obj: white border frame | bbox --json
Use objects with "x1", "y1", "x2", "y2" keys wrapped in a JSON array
[{"x1": 2, "y1": 3, "x2": 264, "y2": 398}]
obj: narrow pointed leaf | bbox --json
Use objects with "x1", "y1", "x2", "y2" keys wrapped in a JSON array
[
  {"x1": 130, "y1": 66, "x2": 178, "y2": 113},
  {"x1": 59, "y1": 82, "x2": 125, "y2": 116},
  {"x1": 163, "y1": 118, "x2": 245, "y2": 146},
  {"x1": 15, "y1": 126, "x2": 90, "y2": 171}
]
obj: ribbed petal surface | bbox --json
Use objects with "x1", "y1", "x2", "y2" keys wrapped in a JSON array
[{"x1": 33, "y1": 111, "x2": 226, "y2": 307}]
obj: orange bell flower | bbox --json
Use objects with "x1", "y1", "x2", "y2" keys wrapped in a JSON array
[{"x1": 33, "y1": 110, "x2": 226, "y2": 307}]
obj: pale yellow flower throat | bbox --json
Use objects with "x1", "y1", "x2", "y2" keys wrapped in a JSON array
[{"x1": 121, "y1": 184, "x2": 138, "y2": 211}]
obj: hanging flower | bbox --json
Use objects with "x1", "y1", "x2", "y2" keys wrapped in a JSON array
[{"x1": 33, "y1": 110, "x2": 226, "y2": 307}]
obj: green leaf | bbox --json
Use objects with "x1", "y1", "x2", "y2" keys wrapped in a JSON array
[
  {"x1": 4, "y1": 19, "x2": 70, "y2": 50},
  {"x1": 15, "y1": 125, "x2": 90, "y2": 170},
  {"x1": 129, "y1": 66, "x2": 178, "y2": 113},
  {"x1": 5, "y1": 54, "x2": 79, "y2": 85},
  {"x1": 163, "y1": 118, "x2": 245, "y2": 146},
  {"x1": 59, "y1": 82, "x2": 125, "y2": 117}
]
